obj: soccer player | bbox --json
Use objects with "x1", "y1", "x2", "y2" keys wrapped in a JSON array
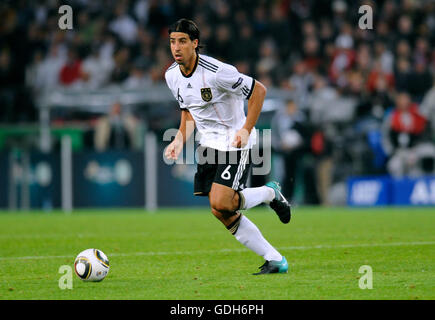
[{"x1": 164, "y1": 19, "x2": 291, "y2": 275}]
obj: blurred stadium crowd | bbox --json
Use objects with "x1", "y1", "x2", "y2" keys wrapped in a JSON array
[{"x1": 1, "y1": 0, "x2": 435, "y2": 204}]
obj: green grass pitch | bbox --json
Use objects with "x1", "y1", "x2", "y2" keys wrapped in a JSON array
[{"x1": 0, "y1": 206, "x2": 434, "y2": 300}]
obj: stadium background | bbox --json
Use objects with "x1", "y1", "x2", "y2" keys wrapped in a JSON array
[{"x1": 0, "y1": 0, "x2": 434, "y2": 210}]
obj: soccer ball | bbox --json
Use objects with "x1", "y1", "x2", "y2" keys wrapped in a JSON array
[{"x1": 74, "y1": 248, "x2": 110, "y2": 282}]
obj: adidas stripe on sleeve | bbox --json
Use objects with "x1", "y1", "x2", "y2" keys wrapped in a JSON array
[{"x1": 215, "y1": 63, "x2": 255, "y2": 100}]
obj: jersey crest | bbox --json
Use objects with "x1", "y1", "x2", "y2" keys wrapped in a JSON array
[{"x1": 201, "y1": 88, "x2": 212, "y2": 102}]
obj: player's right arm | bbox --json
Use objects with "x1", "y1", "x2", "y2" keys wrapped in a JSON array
[
  {"x1": 165, "y1": 109, "x2": 195, "y2": 160},
  {"x1": 164, "y1": 67, "x2": 196, "y2": 160}
]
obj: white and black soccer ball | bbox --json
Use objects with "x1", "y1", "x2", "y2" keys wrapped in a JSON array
[{"x1": 74, "y1": 249, "x2": 110, "y2": 282}]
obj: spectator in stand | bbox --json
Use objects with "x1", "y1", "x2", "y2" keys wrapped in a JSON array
[
  {"x1": 268, "y1": 3, "x2": 291, "y2": 60},
  {"x1": 232, "y1": 24, "x2": 258, "y2": 68},
  {"x1": 396, "y1": 14, "x2": 415, "y2": 45},
  {"x1": 134, "y1": 0, "x2": 151, "y2": 26},
  {"x1": 81, "y1": 44, "x2": 114, "y2": 90},
  {"x1": 99, "y1": 31, "x2": 117, "y2": 62},
  {"x1": 94, "y1": 101, "x2": 139, "y2": 152},
  {"x1": 252, "y1": 4, "x2": 269, "y2": 39},
  {"x1": 39, "y1": 43, "x2": 66, "y2": 89},
  {"x1": 413, "y1": 37, "x2": 430, "y2": 67},
  {"x1": 288, "y1": 60, "x2": 314, "y2": 110},
  {"x1": 381, "y1": 0, "x2": 398, "y2": 29},
  {"x1": 354, "y1": 43, "x2": 372, "y2": 81},
  {"x1": 109, "y1": 3, "x2": 138, "y2": 45},
  {"x1": 420, "y1": 77, "x2": 435, "y2": 141},
  {"x1": 408, "y1": 61, "x2": 433, "y2": 102},
  {"x1": 271, "y1": 99, "x2": 309, "y2": 202},
  {"x1": 76, "y1": 10, "x2": 94, "y2": 46},
  {"x1": 302, "y1": 36, "x2": 322, "y2": 73},
  {"x1": 149, "y1": 45, "x2": 172, "y2": 82},
  {"x1": 329, "y1": 23, "x2": 356, "y2": 86},
  {"x1": 394, "y1": 57, "x2": 412, "y2": 92},
  {"x1": 381, "y1": 91, "x2": 430, "y2": 177},
  {"x1": 368, "y1": 70, "x2": 395, "y2": 120},
  {"x1": 366, "y1": 60, "x2": 395, "y2": 94},
  {"x1": 207, "y1": 24, "x2": 233, "y2": 62},
  {"x1": 213, "y1": 0, "x2": 232, "y2": 25},
  {"x1": 0, "y1": 47, "x2": 15, "y2": 122},
  {"x1": 25, "y1": 50, "x2": 46, "y2": 94},
  {"x1": 110, "y1": 47, "x2": 130, "y2": 83},
  {"x1": 375, "y1": 20, "x2": 394, "y2": 48},
  {"x1": 256, "y1": 38, "x2": 279, "y2": 83},
  {"x1": 318, "y1": 19, "x2": 334, "y2": 49},
  {"x1": 331, "y1": 0, "x2": 348, "y2": 30},
  {"x1": 373, "y1": 40, "x2": 394, "y2": 74},
  {"x1": 308, "y1": 74, "x2": 339, "y2": 125},
  {"x1": 395, "y1": 39, "x2": 412, "y2": 61},
  {"x1": 301, "y1": 19, "x2": 317, "y2": 40},
  {"x1": 59, "y1": 46, "x2": 85, "y2": 87},
  {"x1": 307, "y1": 74, "x2": 336, "y2": 205},
  {"x1": 123, "y1": 60, "x2": 152, "y2": 89}
]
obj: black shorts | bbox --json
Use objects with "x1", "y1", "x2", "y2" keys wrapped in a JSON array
[{"x1": 194, "y1": 146, "x2": 251, "y2": 196}]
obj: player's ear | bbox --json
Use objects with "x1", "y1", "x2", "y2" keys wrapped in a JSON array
[{"x1": 193, "y1": 39, "x2": 198, "y2": 50}]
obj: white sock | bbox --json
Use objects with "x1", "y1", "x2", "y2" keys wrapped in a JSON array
[
  {"x1": 233, "y1": 215, "x2": 282, "y2": 261},
  {"x1": 239, "y1": 186, "x2": 275, "y2": 210}
]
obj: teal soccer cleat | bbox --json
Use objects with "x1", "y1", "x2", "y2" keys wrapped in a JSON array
[
  {"x1": 253, "y1": 256, "x2": 289, "y2": 275},
  {"x1": 265, "y1": 181, "x2": 291, "y2": 224}
]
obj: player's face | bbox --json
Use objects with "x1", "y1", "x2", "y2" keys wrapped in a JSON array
[{"x1": 169, "y1": 32, "x2": 198, "y2": 65}]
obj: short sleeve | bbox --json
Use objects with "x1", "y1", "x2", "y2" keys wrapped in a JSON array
[{"x1": 215, "y1": 64, "x2": 255, "y2": 100}]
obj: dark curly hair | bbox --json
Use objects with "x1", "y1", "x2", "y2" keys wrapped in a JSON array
[{"x1": 168, "y1": 18, "x2": 202, "y2": 53}]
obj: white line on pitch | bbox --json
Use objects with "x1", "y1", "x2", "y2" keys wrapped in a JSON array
[{"x1": 0, "y1": 241, "x2": 434, "y2": 261}]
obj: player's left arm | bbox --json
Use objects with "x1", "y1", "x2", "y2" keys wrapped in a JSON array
[{"x1": 232, "y1": 80, "x2": 267, "y2": 148}]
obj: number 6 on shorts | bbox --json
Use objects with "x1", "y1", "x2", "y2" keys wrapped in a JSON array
[{"x1": 221, "y1": 165, "x2": 232, "y2": 180}]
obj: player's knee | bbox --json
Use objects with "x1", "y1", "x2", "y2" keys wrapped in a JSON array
[
  {"x1": 210, "y1": 207, "x2": 237, "y2": 226},
  {"x1": 210, "y1": 196, "x2": 236, "y2": 213},
  {"x1": 210, "y1": 201, "x2": 230, "y2": 214},
  {"x1": 210, "y1": 207, "x2": 224, "y2": 221},
  {"x1": 209, "y1": 188, "x2": 239, "y2": 212}
]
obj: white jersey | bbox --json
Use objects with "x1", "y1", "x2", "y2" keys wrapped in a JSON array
[{"x1": 165, "y1": 54, "x2": 257, "y2": 151}]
